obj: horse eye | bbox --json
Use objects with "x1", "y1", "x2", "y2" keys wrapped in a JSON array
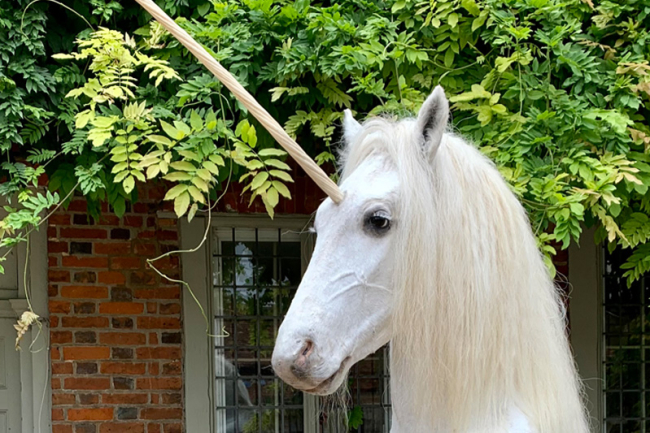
[{"x1": 365, "y1": 212, "x2": 391, "y2": 233}]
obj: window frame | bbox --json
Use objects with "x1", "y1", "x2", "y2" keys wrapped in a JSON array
[
  {"x1": 181, "y1": 214, "x2": 319, "y2": 433},
  {"x1": 568, "y1": 226, "x2": 604, "y2": 432}
]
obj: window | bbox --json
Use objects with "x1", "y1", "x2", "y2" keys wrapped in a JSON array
[
  {"x1": 603, "y1": 248, "x2": 650, "y2": 433},
  {"x1": 206, "y1": 218, "x2": 391, "y2": 433}
]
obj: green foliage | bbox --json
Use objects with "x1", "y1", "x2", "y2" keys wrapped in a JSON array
[{"x1": 1, "y1": 0, "x2": 650, "y2": 284}]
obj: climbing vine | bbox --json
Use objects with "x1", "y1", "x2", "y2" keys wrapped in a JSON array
[{"x1": 1, "y1": 0, "x2": 650, "y2": 290}]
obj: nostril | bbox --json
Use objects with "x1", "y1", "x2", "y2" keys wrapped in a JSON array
[{"x1": 301, "y1": 340, "x2": 314, "y2": 358}]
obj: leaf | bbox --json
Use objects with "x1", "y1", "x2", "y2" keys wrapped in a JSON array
[
  {"x1": 190, "y1": 110, "x2": 203, "y2": 131},
  {"x1": 170, "y1": 161, "x2": 196, "y2": 171},
  {"x1": 264, "y1": 159, "x2": 291, "y2": 170},
  {"x1": 164, "y1": 172, "x2": 193, "y2": 182},
  {"x1": 272, "y1": 181, "x2": 291, "y2": 199},
  {"x1": 148, "y1": 135, "x2": 173, "y2": 146},
  {"x1": 188, "y1": 185, "x2": 206, "y2": 204},
  {"x1": 266, "y1": 187, "x2": 279, "y2": 207},
  {"x1": 174, "y1": 192, "x2": 191, "y2": 217},
  {"x1": 251, "y1": 172, "x2": 270, "y2": 190},
  {"x1": 123, "y1": 176, "x2": 135, "y2": 194},
  {"x1": 269, "y1": 170, "x2": 294, "y2": 182},
  {"x1": 444, "y1": 49, "x2": 455, "y2": 68},
  {"x1": 160, "y1": 120, "x2": 185, "y2": 140},
  {"x1": 164, "y1": 184, "x2": 188, "y2": 200},
  {"x1": 187, "y1": 203, "x2": 199, "y2": 222},
  {"x1": 258, "y1": 148, "x2": 288, "y2": 157}
]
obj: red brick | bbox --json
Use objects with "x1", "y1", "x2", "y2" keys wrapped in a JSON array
[
  {"x1": 61, "y1": 256, "x2": 108, "y2": 268},
  {"x1": 100, "y1": 423, "x2": 145, "y2": 433},
  {"x1": 156, "y1": 230, "x2": 178, "y2": 241},
  {"x1": 134, "y1": 243, "x2": 157, "y2": 256},
  {"x1": 48, "y1": 226, "x2": 57, "y2": 239},
  {"x1": 147, "y1": 302, "x2": 157, "y2": 314},
  {"x1": 99, "y1": 332, "x2": 146, "y2": 346},
  {"x1": 102, "y1": 393, "x2": 148, "y2": 405},
  {"x1": 78, "y1": 393, "x2": 99, "y2": 405},
  {"x1": 51, "y1": 331, "x2": 73, "y2": 344},
  {"x1": 52, "y1": 362, "x2": 74, "y2": 375},
  {"x1": 51, "y1": 316, "x2": 59, "y2": 328},
  {"x1": 99, "y1": 302, "x2": 144, "y2": 315},
  {"x1": 60, "y1": 227, "x2": 107, "y2": 239},
  {"x1": 161, "y1": 393, "x2": 182, "y2": 405},
  {"x1": 52, "y1": 424, "x2": 72, "y2": 433},
  {"x1": 136, "y1": 347, "x2": 180, "y2": 360},
  {"x1": 163, "y1": 423, "x2": 182, "y2": 433},
  {"x1": 49, "y1": 301, "x2": 71, "y2": 314},
  {"x1": 110, "y1": 257, "x2": 142, "y2": 270},
  {"x1": 60, "y1": 286, "x2": 108, "y2": 299},
  {"x1": 61, "y1": 317, "x2": 109, "y2": 328},
  {"x1": 49, "y1": 241, "x2": 69, "y2": 253},
  {"x1": 136, "y1": 377, "x2": 181, "y2": 390},
  {"x1": 51, "y1": 347, "x2": 61, "y2": 361},
  {"x1": 149, "y1": 333, "x2": 158, "y2": 345},
  {"x1": 95, "y1": 242, "x2": 131, "y2": 255},
  {"x1": 147, "y1": 423, "x2": 162, "y2": 433},
  {"x1": 159, "y1": 303, "x2": 180, "y2": 315},
  {"x1": 162, "y1": 361, "x2": 181, "y2": 376},
  {"x1": 49, "y1": 256, "x2": 58, "y2": 267},
  {"x1": 50, "y1": 214, "x2": 70, "y2": 225},
  {"x1": 137, "y1": 317, "x2": 180, "y2": 330},
  {"x1": 52, "y1": 393, "x2": 76, "y2": 405},
  {"x1": 100, "y1": 362, "x2": 147, "y2": 375},
  {"x1": 98, "y1": 271, "x2": 126, "y2": 284},
  {"x1": 68, "y1": 407, "x2": 113, "y2": 421},
  {"x1": 67, "y1": 200, "x2": 87, "y2": 212},
  {"x1": 49, "y1": 270, "x2": 70, "y2": 283},
  {"x1": 133, "y1": 287, "x2": 180, "y2": 300},
  {"x1": 52, "y1": 377, "x2": 61, "y2": 389},
  {"x1": 124, "y1": 215, "x2": 144, "y2": 227},
  {"x1": 52, "y1": 408, "x2": 64, "y2": 421},
  {"x1": 63, "y1": 347, "x2": 110, "y2": 361},
  {"x1": 141, "y1": 408, "x2": 182, "y2": 420},
  {"x1": 98, "y1": 214, "x2": 121, "y2": 225},
  {"x1": 149, "y1": 362, "x2": 160, "y2": 375},
  {"x1": 64, "y1": 377, "x2": 111, "y2": 390}
]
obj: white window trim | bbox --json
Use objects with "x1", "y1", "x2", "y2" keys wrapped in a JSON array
[
  {"x1": 181, "y1": 214, "x2": 319, "y2": 432},
  {"x1": 0, "y1": 224, "x2": 51, "y2": 433},
  {"x1": 568, "y1": 226, "x2": 603, "y2": 432}
]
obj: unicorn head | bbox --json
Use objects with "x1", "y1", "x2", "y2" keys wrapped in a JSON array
[
  {"x1": 272, "y1": 87, "x2": 589, "y2": 432},
  {"x1": 271, "y1": 87, "x2": 449, "y2": 394}
]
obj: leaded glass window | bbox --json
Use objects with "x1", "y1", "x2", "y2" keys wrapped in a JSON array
[
  {"x1": 211, "y1": 224, "x2": 391, "y2": 433},
  {"x1": 603, "y1": 248, "x2": 650, "y2": 433}
]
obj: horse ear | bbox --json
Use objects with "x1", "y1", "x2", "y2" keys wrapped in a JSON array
[
  {"x1": 343, "y1": 109, "x2": 363, "y2": 145},
  {"x1": 417, "y1": 86, "x2": 449, "y2": 155}
]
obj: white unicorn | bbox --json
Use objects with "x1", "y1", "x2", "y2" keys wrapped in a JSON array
[{"x1": 271, "y1": 87, "x2": 590, "y2": 433}]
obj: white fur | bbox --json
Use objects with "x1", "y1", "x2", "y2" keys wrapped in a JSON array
[{"x1": 272, "y1": 88, "x2": 590, "y2": 432}]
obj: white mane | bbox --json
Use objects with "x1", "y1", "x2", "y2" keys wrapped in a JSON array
[{"x1": 339, "y1": 117, "x2": 590, "y2": 432}]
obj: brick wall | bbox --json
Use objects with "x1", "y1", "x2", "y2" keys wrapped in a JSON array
[{"x1": 48, "y1": 186, "x2": 183, "y2": 433}]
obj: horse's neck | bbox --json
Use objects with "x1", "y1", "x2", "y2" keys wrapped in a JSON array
[{"x1": 389, "y1": 386, "x2": 535, "y2": 433}]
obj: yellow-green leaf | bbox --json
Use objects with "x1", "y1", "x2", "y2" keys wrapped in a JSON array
[
  {"x1": 266, "y1": 187, "x2": 279, "y2": 207},
  {"x1": 191, "y1": 176, "x2": 210, "y2": 192},
  {"x1": 187, "y1": 203, "x2": 198, "y2": 222},
  {"x1": 272, "y1": 181, "x2": 291, "y2": 199},
  {"x1": 164, "y1": 172, "x2": 192, "y2": 182},
  {"x1": 170, "y1": 161, "x2": 196, "y2": 171},
  {"x1": 264, "y1": 159, "x2": 291, "y2": 170},
  {"x1": 174, "y1": 192, "x2": 191, "y2": 217},
  {"x1": 188, "y1": 185, "x2": 206, "y2": 204},
  {"x1": 269, "y1": 170, "x2": 294, "y2": 182},
  {"x1": 123, "y1": 176, "x2": 135, "y2": 194},
  {"x1": 164, "y1": 184, "x2": 188, "y2": 200},
  {"x1": 251, "y1": 172, "x2": 269, "y2": 190}
]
